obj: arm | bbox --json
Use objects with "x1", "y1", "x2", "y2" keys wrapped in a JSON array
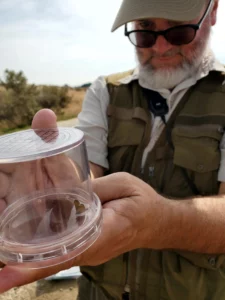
[
  {"x1": 143, "y1": 133, "x2": 225, "y2": 253},
  {"x1": 76, "y1": 76, "x2": 109, "y2": 171},
  {"x1": 90, "y1": 162, "x2": 104, "y2": 178},
  {"x1": 76, "y1": 78, "x2": 109, "y2": 179},
  {"x1": 219, "y1": 182, "x2": 225, "y2": 195},
  {"x1": 140, "y1": 182, "x2": 225, "y2": 254}
]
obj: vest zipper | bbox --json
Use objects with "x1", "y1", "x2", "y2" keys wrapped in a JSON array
[
  {"x1": 122, "y1": 284, "x2": 130, "y2": 300},
  {"x1": 122, "y1": 253, "x2": 130, "y2": 300}
]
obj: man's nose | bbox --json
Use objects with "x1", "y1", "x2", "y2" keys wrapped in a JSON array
[{"x1": 151, "y1": 35, "x2": 173, "y2": 55}]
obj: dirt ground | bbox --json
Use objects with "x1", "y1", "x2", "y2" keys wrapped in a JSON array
[
  {"x1": 62, "y1": 88, "x2": 86, "y2": 120},
  {"x1": 0, "y1": 279, "x2": 79, "y2": 300}
]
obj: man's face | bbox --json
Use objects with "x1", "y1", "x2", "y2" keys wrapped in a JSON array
[
  {"x1": 134, "y1": 0, "x2": 219, "y2": 89},
  {"x1": 135, "y1": 16, "x2": 210, "y2": 70}
]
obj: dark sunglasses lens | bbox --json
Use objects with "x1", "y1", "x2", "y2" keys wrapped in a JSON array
[
  {"x1": 166, "y1": 26, "x2": 196, "y2": 45},
  {"x1": 128, "y1": 31, "x2": 156, "y2": 48}
]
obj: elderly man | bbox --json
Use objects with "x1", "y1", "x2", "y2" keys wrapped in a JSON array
[
  {"x1": 76, "y1": 0, "x2": 225, "y2": 299},
  {"x1": 1, "y1": 0, "x2": 225, "y2": 299}
]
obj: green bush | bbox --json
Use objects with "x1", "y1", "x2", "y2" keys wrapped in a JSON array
[
  {"x1": 0, "y1": 90, "x2": 40, "y2": 128},
  {"x1": 0, "y1": 70, "x2": 72, "y2": 131},
  {"x1": 0, "y1": 70, "x2": 39, "y2": 128},
  {"x1": 37, "y1": 85, "x2": 71, "y2": 112}
]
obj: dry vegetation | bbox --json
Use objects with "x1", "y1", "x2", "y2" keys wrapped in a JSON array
[
  {"x1": 61, "y1": 88, "x2": 86, "y2": 120},
  {"x1": 0, "y1": 69, "x2": 87, "y2": 134}
]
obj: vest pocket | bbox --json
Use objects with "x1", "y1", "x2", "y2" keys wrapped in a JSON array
[
  {"x1": 107, "y1": 107, "x2": 147, "y2": 174},
  {"x1": 107, "y1": 118, "x2": 144, "y2": 173},
  {"x1": 161, "y1": 251, "x2": 222, "y2": 300},
  {"x1": 107, "y1": 105, "x2": 147, "y2": 148},
  {"x1": 172, "y1": 125, "x2": 222, "y2": 195},
  {"x1": 108, "y1": 118, "x2": 144, "y2": 147}
]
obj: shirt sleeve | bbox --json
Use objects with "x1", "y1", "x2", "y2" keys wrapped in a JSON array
[
  {"x1": 218, "y1": 133, "x2": 225, "y2": 182},
  {"x1": 76, "y1": 76, "x2": 109, "y2": 169}
]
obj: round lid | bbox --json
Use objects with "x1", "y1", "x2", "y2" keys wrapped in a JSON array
[
  {"x1": 0, "y1": 190, "x2": 102, "y2": 269},
  {"x1": 0, "y1": 127, "x2": 84, "y2": 163}
]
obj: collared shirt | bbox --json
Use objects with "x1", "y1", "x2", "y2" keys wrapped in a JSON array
[{"x1": 77, "y1": 52, "x2": 225, "y2": 181}]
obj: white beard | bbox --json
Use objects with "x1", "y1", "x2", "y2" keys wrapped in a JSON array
[
  {"x1": 138, "y1": 37, "x2": 212, "y2": 90},
  {"x1": 138, "y1": 63, "x2": 197, "y2": 90}
]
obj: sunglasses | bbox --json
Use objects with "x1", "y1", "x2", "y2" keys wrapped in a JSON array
[{"x1": 125, "y1": 0, "x2": 213, "y2": 48}]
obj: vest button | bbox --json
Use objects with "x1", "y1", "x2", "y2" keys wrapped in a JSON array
[
  {"x1": 149, "y1": 166, "x2": 155, "y2": 177},
  {"x1": 218, "y1": 126, "x2": 224, "y2": 134},
  {"x1": 197, "y1": 164, "x2": 204, "y2": 171},
  {"x1": 208, "y1": 256, "x2": 216, "y2": 267}
]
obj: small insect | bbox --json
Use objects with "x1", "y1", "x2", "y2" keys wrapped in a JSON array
[{"x1": 74, "y1": 200, "x2": 86, "y2": 214}]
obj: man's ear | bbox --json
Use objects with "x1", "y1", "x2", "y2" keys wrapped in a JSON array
[{"x1": 210, "y1": 0, "x2": 219, "y2": 26}]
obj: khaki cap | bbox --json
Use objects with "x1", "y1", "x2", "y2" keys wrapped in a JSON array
[{"x1": 111, "y1": 0, "x2": 207, "y2": 32}]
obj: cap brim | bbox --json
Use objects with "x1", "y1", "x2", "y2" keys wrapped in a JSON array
[{"x1": 111, "y1": 0, "x2": 206, "y2": 32}]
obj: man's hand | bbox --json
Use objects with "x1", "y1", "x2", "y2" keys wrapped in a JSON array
[{"x1": 0, "y1": 170, "x2": 164, "y2": 293}]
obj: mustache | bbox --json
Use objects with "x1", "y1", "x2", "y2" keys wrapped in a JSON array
[
  {"x1": 150, "y1": 49, "x2": 182, "y2": 58},
  {"x1": 136, "y1": 48, "x2": 183, "y2": 66}
]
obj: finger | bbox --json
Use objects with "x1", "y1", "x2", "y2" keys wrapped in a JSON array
[
  {"x1": 92, "y1": 172, "x2": 138, "y2": 204},
  {"x1": 43, "y1": 155, "x2": 82, "y2": 188},
  {"x1": 0, "y1": 262, "x2": 70, "y2": 293},
  {"x1": 0, "y1": 199, "x2": 7, "y2": 213},
  {"x1": 0, "y1": 173, "x2": 10, "y2": 200},
  {"x1": 4, "y1": 216, "x2": 43, "y2": 244},
  {"x1": 7, "y1": 162, "x2": 36, "y2": 205},
  {"x1": 32, "y1": 109, "x2": 59, "y2": 143},
  {"x1": 49, "y1": 198, "x2": 74, "y2": 233},
  {"x1": 0, "y1": 164, "x2": 16, "y2": 174},
  {"x1": 0, "y1": 241, "x2": 85, "y2": 293},
  {"x1": 31, "y1": 109, "x2": 57, "y2": 129}
]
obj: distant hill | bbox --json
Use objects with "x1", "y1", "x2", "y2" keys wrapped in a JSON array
[{"x1": 76, "y1": 82, "x2": 92, "y2": 89}]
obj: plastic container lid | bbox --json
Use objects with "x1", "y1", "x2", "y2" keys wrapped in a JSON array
[{"x1": 0, "y1": 128, "x2": 84, "y2": 163}]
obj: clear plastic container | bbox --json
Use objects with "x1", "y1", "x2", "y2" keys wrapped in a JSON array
[{"x1": 0, "y1": 128, "x2": 102, "y2": 268}]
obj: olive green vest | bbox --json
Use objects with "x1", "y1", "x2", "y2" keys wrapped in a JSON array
[{"x1": 81, "y1": 70, "x2": 225, "y2": 300}]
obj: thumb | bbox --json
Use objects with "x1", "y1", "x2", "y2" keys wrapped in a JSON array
[
  {"x1": 32, "y1": 109, "x2": 57, "y2": 129},
  {"x1": 92, "y1": 172, "x2": 137, "y2": 204}
]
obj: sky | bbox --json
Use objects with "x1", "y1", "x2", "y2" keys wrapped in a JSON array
[{"x1": 0, "y1": 0, "x2": 225, "y2": 86}]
